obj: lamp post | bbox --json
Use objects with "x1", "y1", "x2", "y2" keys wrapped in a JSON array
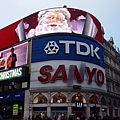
[{"x1": 8, "y1": 80, "x2": 17, "y2": 120}]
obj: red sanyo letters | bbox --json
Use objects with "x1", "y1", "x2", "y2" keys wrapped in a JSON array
[{"x1": 38, "y1": 65, "x2": 104, "y2": 86}]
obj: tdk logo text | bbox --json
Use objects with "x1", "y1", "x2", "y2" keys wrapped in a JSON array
[{"x1": 44, "y1": 40, "x2": 100, "y2": 59}]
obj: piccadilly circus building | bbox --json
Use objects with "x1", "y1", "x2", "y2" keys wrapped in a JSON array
[{"x1": 0, "y1": 7, "x2": 120, "y2": 120}]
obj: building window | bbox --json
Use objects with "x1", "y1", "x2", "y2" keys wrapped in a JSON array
[
  {"x1": 33, "y1": 93, "x2": 47, "y2": 104},
  {"x1": 71, "y1": 93, "x2": 86, "y2": 103},
  {"x1": 107, "y1": 81, "x2": 111, "y2": 92},
  {"x1": 51, "y1": 93, "x2": 67, "y2": 103},
  {"x1": 118, "y1": 101, "x2": 120, "y2": 107},
  {"x1": 113, "y1": 100, "x2": 117, "y2": 107},
  {"x1": 108, "y1": 98, "x2": 112, "y2": 106},
  {"x1": 109, "y1": 69, "x2": 111, "y2": 76},
  {"x1": 89, "y1": 95, "x2": 98, "y2": 104},
  {"x1": 101, "y1": 97, "x2": 107, "y2": 105}
]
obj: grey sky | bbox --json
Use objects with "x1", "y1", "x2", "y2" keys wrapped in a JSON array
[{"x1": 0, "y1": 0, "x2": 120, "y2": 48}]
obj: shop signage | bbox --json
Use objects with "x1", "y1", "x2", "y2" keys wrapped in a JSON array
[
  {"x1": 13, "y1": 104, "x2": 18, "y2": 115},
  {"x1": 76, "y1": 100, "x2": 84, "y2": 110}
]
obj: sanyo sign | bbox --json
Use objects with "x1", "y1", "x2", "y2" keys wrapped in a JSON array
[{"x1": 38, "y1": 64, "x2": 105, "y2": 86}]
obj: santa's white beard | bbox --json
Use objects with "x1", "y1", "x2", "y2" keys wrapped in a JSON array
[{"x1": 35, "y1": 23, "x2": 71, "y2": 36}]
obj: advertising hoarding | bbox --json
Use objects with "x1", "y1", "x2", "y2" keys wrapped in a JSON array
[
  {"x1": 0, "y1": 66, "x2": 27, "y2": 81},
  {"x1": 0, "y1": 20, "x2": 24, "y2": 49},
  {"x1": 32, "y1": 33, "x2": 104, "y2": 68},
  {"x1": 23, "y1": 7, "x2": 102, "y2": 43},
  {"x1": 0, "y1": 41, "x2": 28, "y2": 71},
  {"x1": 30, "y1": 34, "x2": 106, "y2": 91},
  {"x1": 0, "y1": 7, "x2": 102, "y2": 49},
  {"x1": 30, "y1": 60, "x2": 106, "y2": 91}
]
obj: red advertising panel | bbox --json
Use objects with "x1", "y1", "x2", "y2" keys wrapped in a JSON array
[
  {"x1": 0, "y1": 7, "x2": 102, "y2": 49},
  {"x1": 0, "y1": 41, "x2": 28, "y2": 71},
  {"x1": 0, "y1": 20, "x2": 25, "y2": 49}
]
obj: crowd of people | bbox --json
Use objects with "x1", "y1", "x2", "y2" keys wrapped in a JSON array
[
  {"x1": 88, "y1": 114, "x2": 119, "y2": 120},
  {"x1": 0, "y1": 113, "x2": 119, "y2": 120},
  {"x1": 29, "y1": 113, "x2": 120, "y2": 120}
]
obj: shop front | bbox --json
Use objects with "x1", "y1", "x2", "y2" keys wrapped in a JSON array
[
  {"x1": 33, "y1": 107, "x2": 47, "y2": 119},
  {"x1": 0, "y1": 91, "x2": 25, "y2": 119},
  {"x1": 51, "y1": 107, "x2": 67, "y2": 119},
  {"x1": 72, "y1": 107, "x2": 85, "y2": 117},
  {"x1": 102, "y1": 108, "x2": 107, "y2": 117},
  {"x1": 0, "y1": 66, "x2": 30, "y2": 119}
]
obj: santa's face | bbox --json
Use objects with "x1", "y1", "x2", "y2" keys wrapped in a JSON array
[
  {"x1": 44, "y1": 11, "x2": 64, "y2": 26},
  {"x1": 34, "y1": 10, "x2": 71, "y2": 36}
]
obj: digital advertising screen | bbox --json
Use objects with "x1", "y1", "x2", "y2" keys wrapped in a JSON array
[
  {"x1": 24, "y1": 7, "x2": 102, "y2": 43},
  {"x1": 0, "y1": 20, "x2": 24, "y2": 49},
  {"x1": 0, "y1": 41, "x2": 28, "y2": 71},
  {"x1": 30, "y1": 33, "x2": 106, "y2": 91},
  {"x1": 0, "y1": 7, "x2": 102, "y2": 49}
]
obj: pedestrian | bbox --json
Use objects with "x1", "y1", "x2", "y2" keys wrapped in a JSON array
[
  {"x1": 0, "y1": 115, "x2": 2, "y2": 120},
  {"x1": 32, "y1": 114, "x2": 34, "y2": 120},
  {"x1": 88, "y1": 114, "x2": 96, "y2": 120}
]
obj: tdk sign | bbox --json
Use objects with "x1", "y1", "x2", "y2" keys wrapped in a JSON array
[
  {"x1": 32, "y1": 33, "x2": 104, "y2": 68},
  {"x1": 44, "y1": 41, "x2": 100, "y2": 59}
]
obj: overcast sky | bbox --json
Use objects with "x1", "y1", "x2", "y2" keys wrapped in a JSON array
[{"x1": 0, "y1": 0, "x2": 120, "y2": 48}]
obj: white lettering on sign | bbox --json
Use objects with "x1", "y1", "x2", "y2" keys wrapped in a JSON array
[
  {"x1": 59, "y1": 40, "x2": 100, "y2": 59},
  {"x1": 76, "y1": 102, "x2": 83, "y2": 108},
  {"x1": 0, "y1": 67, "x2": 22, "y2": 81},
  {"x1": 59, "y1": 41, "x2": 75, "y2": 53}
]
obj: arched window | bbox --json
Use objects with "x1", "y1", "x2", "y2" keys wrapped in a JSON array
[
  {"x1": 101, "y1": 97, "x2": 107, "y2": 105},
  {"x1": 118, "y1": 101, "x2": 120, "y2": 107},
  {"x1": 51, "y1": 92, "x2": 67, "y2": 103},
  {"x1": 71, "y1": 93, "x2": 86, "y2": 103},
  {"x1": 33, "y1": 93, "x2": 47, "y2": 103},
  {"x1": 89, "y1": 95, "x2": 98, "y2": 104},
  {"x1": 113, "y1": 99, "x2": 117, "y2": 107},
  {"x1": 108, "y1": 98, "x2": 112, "y2": 106}
]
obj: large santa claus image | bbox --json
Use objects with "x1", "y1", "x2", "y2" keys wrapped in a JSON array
[{"x1": 27, "y1": 8, "x2": 72, "y2": 38}]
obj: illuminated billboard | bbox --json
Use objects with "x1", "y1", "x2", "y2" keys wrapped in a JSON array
[
  {"x1": 0, "y1": 7, "x2": 102, "y2": 49},
  {"x1": 0, "y1": 20, "x2": 25, "y2": 49},
  {"x1": 32, "y1": 33, "x2": 104, "y2": 67},
  {"x1": 0, "y1": 41, "x2": 28, "y2": 71},
  {"x1": 24, "y1": 8, "x2": 102, "y2": 43},
  {"x1": 0, "y1": 66, "x2": 26, "y2": 81},
  {"x1": 30, "y1": 33, "x2": 106, "y2": 91}
]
